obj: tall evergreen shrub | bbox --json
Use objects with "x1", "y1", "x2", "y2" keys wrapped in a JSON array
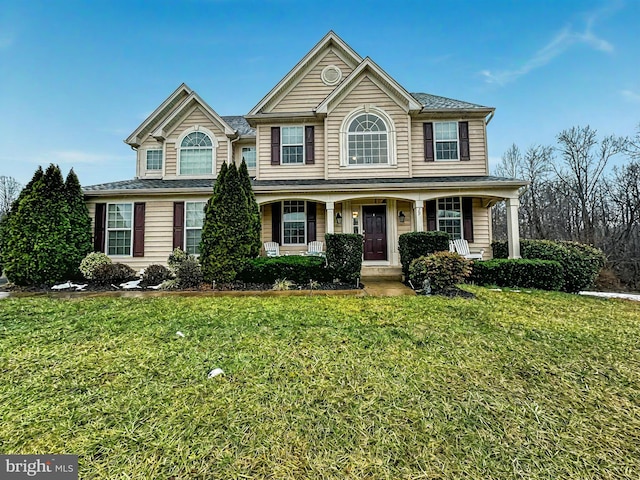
[
  {"x1": 325, "y1": 233, "x2": 363, "y2": 283},
  {"x1": 238, "y1": 159, "x2": 262, "y2": 257},
  {"x1": 64, "y1": 169, "x2": 92, "y2": 278}
]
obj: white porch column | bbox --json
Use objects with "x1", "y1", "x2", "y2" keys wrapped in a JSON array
[
  {"x1": 414, "y1": 200, "x2": 424, "y2": 232},
  {"x1": 506, "y1": 197, "x2": 521, "y2": 258},
  {"x1": 326, "y1": 201, "x2": 335, "y2": 234}
]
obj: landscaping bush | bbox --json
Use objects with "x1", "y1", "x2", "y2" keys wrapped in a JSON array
[
  {"x1": 491, "y1": 239, "x2": 605, "y2": 292},
  {"x1": 92, "y1": 262, "x2": 137, "y2": 285},
  {"x1": 409, "y1": 251, "x2": 472, "y2": 292},
  {"x1": 140, "y1": 264, "x2": 172, "y2": 287},
  {"x1": 325, "y1": 233, "x2": 363, "y2": 284},
  {"x1": 399, "y1": 231, "x2": 451, "y2": 277},
  {"x1": 168, "y1": 248, "x2": 190, "y2": 273},
  {"x1": 175, "y1": 258, "x2": 203, "y2": 289},
  {"x1": 238, "y1": 255, "x2": 331, "y2": 284},
  {"x1": 470, "y1": 259, "x2": 564, "y2": 290},
  {"x1": 79, "y1": 252, "x2": 112, "y2": 280}
]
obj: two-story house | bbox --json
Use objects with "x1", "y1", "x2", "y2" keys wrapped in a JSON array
[{"x1": 84, "y1": 31, "x2": 525, "y2": 276}]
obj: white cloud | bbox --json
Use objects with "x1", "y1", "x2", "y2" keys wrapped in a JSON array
[
  {"x1": 621, "y1": 89, "x2": 640, "y2": 103},
  {"x1": 481, "y1": 9, "x2": 614, "y2": 85}
]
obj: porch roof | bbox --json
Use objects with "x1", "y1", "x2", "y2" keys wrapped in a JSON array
[{"x1": 83, "y1": 175, "x2": 526, "y2": 197}]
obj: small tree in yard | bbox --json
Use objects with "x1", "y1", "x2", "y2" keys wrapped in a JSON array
[
  {"x1": 3, "y1": 165, "x2": 73, "y2": 286},
  {"x1": 238, "y1": 159, "x2": 262, "y2": 258},
  {"x1": 200, "y1": 162, "x2": 252, "y2": 282},
  {"x1": 64, "y1": 169, "x2": 92, "y2": 279}
]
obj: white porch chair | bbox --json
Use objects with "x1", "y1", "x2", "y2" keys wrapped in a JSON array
[
  {"x1": 263, "y1": 242, "x2": 280, "y2": 257},
  {"x1": 452, "y1": 238, "x2": 484, "y2": 260},
  {"x1": 306, "y1": 241, "x2": 324, "y2": 256}
]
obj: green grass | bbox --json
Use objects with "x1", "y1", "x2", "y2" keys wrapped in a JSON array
[{"x1": 1, "y1": 288, "x2": 639, "y2": 479}]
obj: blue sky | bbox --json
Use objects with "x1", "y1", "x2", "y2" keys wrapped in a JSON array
[{"x1": 0, "y1": 0, "x2": 638, "y2": 187}]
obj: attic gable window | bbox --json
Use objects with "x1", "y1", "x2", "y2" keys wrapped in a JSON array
[
  {"x1": 348, "y1": 113, "x2": 388, "y2": 165},
  {"x1": 281, "y1": 127, "x2": 304, "y2": 164},
  {"x1": 146, "y1": 149, "x2": 162, "y2": 170},
  {"x1": 179, "y1": 131, "x2": 213, "y2": 175}
]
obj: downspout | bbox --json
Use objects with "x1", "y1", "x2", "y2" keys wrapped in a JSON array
[{"x1": 229, "y1": 132, "x2": 240, "y2": 166}]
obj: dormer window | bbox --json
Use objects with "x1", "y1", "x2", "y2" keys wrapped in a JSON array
[
  {"x1": 146, "y1": 149, "x2": 163, "y2": 170},
  {"x1": 179, "y1": 131, "x2": 213, "y2": 175}
]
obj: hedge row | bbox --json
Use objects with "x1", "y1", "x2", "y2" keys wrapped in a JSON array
[
  {"x1": 237, "y1": 255, "x2": 332, "y2": 284},
  {"x1": 399, "y1": 231, "x2": 450, "y2": 277},
  {"x1": 325, "y1": 234, "x2": 363, "y2": 283},
  {"x1": 492, "y1": 239, "x2": 605, "y2": 292},
  {"x1": 470, "y1": 259, "x2": 564, "y2": 291}
]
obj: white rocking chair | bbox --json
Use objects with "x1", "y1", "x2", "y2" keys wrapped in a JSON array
[
  {"x1": 306, "y1": 241, "x2": 324, "y2": 256},
  {"x1": 263, "y1": 242, "x2": 280, "y2": 257},
  {"x1": 451, "y1": 238, "x2": 484, "y2": 260}
]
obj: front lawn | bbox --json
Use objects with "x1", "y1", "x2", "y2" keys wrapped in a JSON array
[{"x1": 1, "y1": 288, "x2": 639, "y2": 478}]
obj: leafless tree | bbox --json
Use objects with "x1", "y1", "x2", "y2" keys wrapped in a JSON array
[{"x1": 0, "y1": 176, "x2": 22, "y2": 217}]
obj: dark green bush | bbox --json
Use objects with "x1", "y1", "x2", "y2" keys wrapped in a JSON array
[
  {"x1": 175, "y1": 258, "x2": 203, "y2": 289},
  {"x1": 491, "y1": 239, "x2": 605, "y2": 292},
  {"x1": 167, "y1": 248, "x2": 190, "y2": 273},
  {"x1": 92, "y1": 263, "x2": 137, "y2": 285},
  {"x1": 141, "y1": 264, "x2": 171, "y2": 287},
  {"x1": 408, "y1": 251, "x2": 472, "y2": 292},
  {"x1": 238, "y1": 255, "x2": 331, "y2": 284},
  {"x1": 325, "y1": 234, "x2": 363, "y2": 284},
  {"x1": 470, "y1": 259, "x2": 564, "y2": 290},
  {"x1": 399, "y1": 231, "x2": 450, "y2": 277}
]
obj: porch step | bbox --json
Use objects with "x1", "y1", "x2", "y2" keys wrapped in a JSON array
[{"x1": 360, "y1": 266, "x2": 402, "y2": 282}]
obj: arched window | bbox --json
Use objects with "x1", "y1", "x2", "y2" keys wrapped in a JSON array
[
  {"x1": 347, "y1": 113, "x2": 388, "y2": 165},
  {"x1": 179, "y1": 131, "x2": 213, "y2": 175}
]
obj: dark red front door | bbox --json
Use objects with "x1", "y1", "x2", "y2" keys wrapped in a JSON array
[{"x1": 363, "y1": 205, "x2": 387, "y2": 260}]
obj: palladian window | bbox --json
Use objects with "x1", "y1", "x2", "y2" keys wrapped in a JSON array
[
  {"x1": 179, "y1": 132, "x2": 213, "y2": 175},
  {"x1": 347, "y1": 113, "x2": 388, "y2": 165}
]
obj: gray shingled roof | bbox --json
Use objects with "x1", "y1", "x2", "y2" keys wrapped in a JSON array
[
  {"x1": 83, "y1": 176, "x2": 522, "y2": 193},
  {"x1": 411, "y1": 93, "x2": 491, "y2": 110},
  {"x1": 221, "y1": 116, "x2": 255, "y2": 136}
]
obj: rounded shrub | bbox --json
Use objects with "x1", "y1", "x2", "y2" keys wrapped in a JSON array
[
  {"x1": 168, "y1": 248, "x2": 190, "y2": 273},
  {"x1": 80, "y1": 252, "x2": 112, "y2": 280},
  {"x1": 175, "y1": 258, "x2": 203, "y2": 289},
  {"x1": 92, "y1": 262, "x2": 137, "y2": 285},
  {"x1": 140, "y1": 264, "x2": 171, "y2": 287},
  {"x1": 409, "y1": 251, "x2": 472, "y2": 292}
]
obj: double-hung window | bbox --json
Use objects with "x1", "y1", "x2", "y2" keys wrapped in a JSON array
[
  {"x1": 281, "y1": 127, "x2": 304, "y2": 164},
  {"x1": 107, "y1": 203, "x2": 133, "y2": 256},
  {"x1": 434, "y1": 122, "x2": 459, "y2": 160},
  {"x1": 180, "y1": 132, "x2": 213, "y2": 175},
  {"x1": 437, "y1": 197, "x2": 462, "y2": 240},
  {"x1": 146, "y1": 149, "x2": 163, "y2": 170},
  {"x1": 283, "y1": 200, "x2": 306, "y2": 244},
  {"x1": 185, "y1": 201, "x2": 206, "y2": 255},
  {"x1": 242, "y1": 146, "x2": 256, "y2": 168}
]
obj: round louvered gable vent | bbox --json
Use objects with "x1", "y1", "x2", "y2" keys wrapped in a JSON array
[{"x1": 321, "y1": 65, "x2": 342, "y2": 86}]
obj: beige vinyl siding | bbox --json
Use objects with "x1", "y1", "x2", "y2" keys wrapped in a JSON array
[
  {"x1": 87, "y1": 196, "x2": 209, "y2": 271},
  {"x1": 326, "y1": 76, "x2": 410, "y2": 179},
  {"x1": 397, "y1": 200, "x2": 413, "y2": 237},
  {"x1": 164, "y1": 106, "x2": 229, "y2": 177},
  {"x1": 269, "y1": 50, "x2": 354, "y2": 113},
  {"x1": 471, "y1": 198, "x2": 491, "y2": 257},
  {"x1": 411, "y1": 118, "x2": 488, "y2": 177},
  {"x1": 256, "y1": 123, "x2": 325, "y2": 180}
]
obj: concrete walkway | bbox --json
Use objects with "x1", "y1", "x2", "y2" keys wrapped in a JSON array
[{"x1": 362, "y1": 277, "x2": 416, "y2": 297}]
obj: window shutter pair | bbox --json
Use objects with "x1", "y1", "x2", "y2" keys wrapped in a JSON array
[
  {"x1": 270, "y1": 201, "x2": 316, "y2": 243},
  {"x1": 423, "y1": 121, "x2": 470, "y2": 162},
  {"x1": 94, "y1": 202, "x2": 145, "y2": 257},
  {"x1": 270, "y1": 126, "x2": 315, "y2": 164},
  {"x1": 426, "y1": 198, "x2": 473, "y2": 243}
]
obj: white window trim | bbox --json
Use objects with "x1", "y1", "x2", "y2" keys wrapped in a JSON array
[
  {"x1": 176, "y1": 125, "x2": 218, "y2": 177},
  {"x1": 340, "y1": 106, "x2": 396, "y2": 167},
  {"x1": 434, "y1": 121, "x2": 460, "y2": 162},
  {"x1": 184, "y1": 201, "x2": 206, "y2": 256},
  {"x1": 106, "y1": 202, "x2": 133, "y2": 257},
  {"x1": 144, "y1": 148, "x2": 164, "y2": 173},
  {"x1": 280, "y1": 126, "x2": 305, "y2": 165},
  {"x1": 436, "y1": 196, "x2": 464, "y2": 240},
  {"x1": 241, "y1": 146, "x2": 257, "y2": 169},
  {"x1": 282, "y1": 200, "x2": 307, "y2": 246}
]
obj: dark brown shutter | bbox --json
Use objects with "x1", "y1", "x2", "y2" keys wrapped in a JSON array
[
  {"x1": 133, "y1": 202, "x2": 145, "y2": 257},
  {"x1": 426, "y1": 200, "x2": 437, "y2": 231},
  {"x1": 305, "y1": 126, "x2": 315, "y2": 164},
  {"x1": 271, "y1": 127, "x2": 281, "y2": 165},
  {"x1": 306, "y1": 201, "x2": 316, "y2": 242},
  {"x1": 173, "y1": 202, "x2": 185, "y2": 250},
  {"x1": 462, "y1": 197, "x2": 474, "y2": 242},
  {"x1": 424, "y1": 122, "x2": 434, "y2": 162},
  {"x1": 94, "y1": 203, "x2": 106, "y2": 253},
  {"x1": 272, "y1": 202, "x2": 281, "y2": 243},
  {"x1": 459, "y1": 121, "x2": 470, "y2": 161}
]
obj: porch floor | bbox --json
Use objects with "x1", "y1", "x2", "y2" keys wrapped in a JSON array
[{"x1": 362, "y1": 277, "x2": 416, "y2": 297}]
